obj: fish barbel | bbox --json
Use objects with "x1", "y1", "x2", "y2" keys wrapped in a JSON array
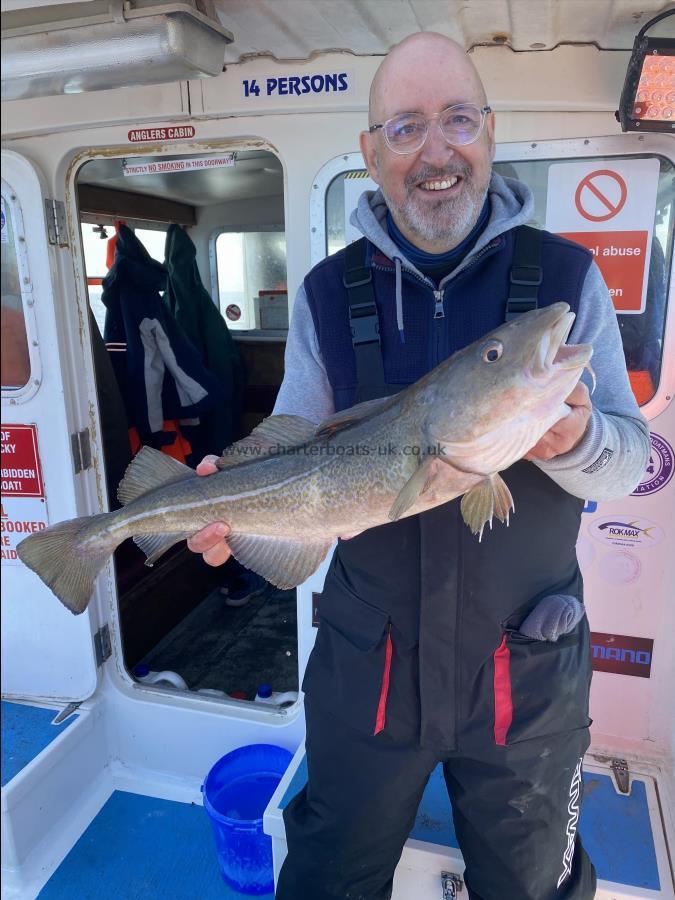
[{"x1": 17, "y1": 302, "x2": 592, "y2": 614}]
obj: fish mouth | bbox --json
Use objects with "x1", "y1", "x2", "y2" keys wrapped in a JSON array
[{"x1": 532, "y1": 308, "x2": 593, "y2": 378}]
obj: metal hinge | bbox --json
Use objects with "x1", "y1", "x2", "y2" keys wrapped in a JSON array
[
  {"x1": 44, "y1": 199, "x2": 68, "y2": 247},
  {"x1": 71, "y1": 427, "x2": 92, "y2": 474},
  {"x1": 94, "y1": 624, "x2": 112, "y2": 667},
  {"x1": 441, "y1": 872, "x2": 464, "y2": 898},
  {"x1": 610, "y1": 758, "x2": 631, "y2": 795}
]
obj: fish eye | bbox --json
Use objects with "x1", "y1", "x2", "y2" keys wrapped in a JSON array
[{"x1": 481, "y1": 340, "x2": 503, "y2": 363}]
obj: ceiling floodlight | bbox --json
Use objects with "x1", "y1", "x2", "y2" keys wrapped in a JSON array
[
  {"x1": 616, "y1": 8, "x2": 675, "y2": 133},
  {"x1": 1, "y1": 0, "x2": 233, "y2": 102}
]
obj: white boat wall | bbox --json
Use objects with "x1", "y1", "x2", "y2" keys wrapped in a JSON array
[{"x1": 1, "y1": 2, "x2": 674, "y2": 897}]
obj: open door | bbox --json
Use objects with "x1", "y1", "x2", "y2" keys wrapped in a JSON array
[{"x1": 1, "y1": 150, "x2": 100, "y2": 704}]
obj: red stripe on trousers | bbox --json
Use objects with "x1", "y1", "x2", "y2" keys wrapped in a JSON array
[
  {"x1": 493, "y1": 634, "x2": 513, "y2": 746},
  {"x1": 374, "y1": 627, "x2": 393, "y2": 735}
]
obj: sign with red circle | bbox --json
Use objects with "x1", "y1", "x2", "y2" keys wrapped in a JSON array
[
  {"x1": 545, "y1": 158, "x2": 660, "y2": 316},
  {"x1": 226, "y1": 304, "x2": 242, "y2": 322},
  {"x1": 574, "y1": 169, "x2": 627, "y2": 222}
]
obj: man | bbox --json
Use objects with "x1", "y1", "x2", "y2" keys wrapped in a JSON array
[{"x1": 189, "y1": 33, "x2": 649, "y2": 900}]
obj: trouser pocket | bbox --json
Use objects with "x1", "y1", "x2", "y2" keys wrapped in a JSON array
[
  {"x1": 302, "y1": 575, "x2": 395, "y2": 736},
  {"x1": 493, "y1": 615, "x2": 592, "y2": 745}
]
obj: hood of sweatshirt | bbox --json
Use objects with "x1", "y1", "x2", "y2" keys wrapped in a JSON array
[{"x1": 349, "y1": 173, "x2": 535, "y2": 340}]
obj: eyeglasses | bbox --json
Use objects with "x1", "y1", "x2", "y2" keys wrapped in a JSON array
[{"x1": 368, "y1": 103, "x2": 492, "y2": 155}]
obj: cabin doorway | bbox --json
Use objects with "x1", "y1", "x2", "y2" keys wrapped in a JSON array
[{"x1": 74, "y1": 147, "x2": 298, "y2": 706}]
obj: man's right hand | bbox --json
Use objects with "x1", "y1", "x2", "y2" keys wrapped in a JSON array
[{"x1": 186, "y1": 455, "x2": 233, "y2": 566}]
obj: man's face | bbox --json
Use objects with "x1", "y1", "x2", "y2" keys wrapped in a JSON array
[{"x1": 360, "y1": 47, "x2": 495, "y2": 253}]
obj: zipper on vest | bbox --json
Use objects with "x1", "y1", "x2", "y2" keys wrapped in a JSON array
[{"x1": 433, "y1": 290, "x2": 445, "y2": 319}]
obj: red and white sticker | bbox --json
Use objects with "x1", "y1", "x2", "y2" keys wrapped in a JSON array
[
  {"x1": 226, "y1": 304, "x2": 242, "y2": 322},
  {"x1": 127, "y1": 125, "x2": 196, "y2": 143},
  {"x1": 545, "y1": 158, "x2": 660, "y2": 314},
  {"x1": 1, "y1": 425, "x2": 49, "y2": 565}
]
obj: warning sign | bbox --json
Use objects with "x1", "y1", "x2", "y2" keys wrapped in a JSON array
[
  {"x1": 1, "y1": 425, "x2": 44, "y2": 496},
  {"x1": 1, "y1": 424, "x2": 48, "y2": 565},
  {"x1": 545, "y1": 158, "x2": 660, "y2": 315},
  {"x1": 123, "y1": 155, "x2": 235, "y2": 177}
]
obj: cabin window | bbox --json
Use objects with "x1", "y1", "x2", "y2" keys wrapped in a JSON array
[
  {"x1": 321, "y1": 147, "x2": 673, "y2": 409},
  {"x1": 214, "y1": 230, "x2": 287, "y2": 331},
  {"x1": 1, "y1": 189, "x2": 32, "y2": 391}
]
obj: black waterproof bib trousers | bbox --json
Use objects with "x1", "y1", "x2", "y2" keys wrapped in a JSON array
[{"x1": 276, "y1": 233, "x2": 597, "y2": 900}]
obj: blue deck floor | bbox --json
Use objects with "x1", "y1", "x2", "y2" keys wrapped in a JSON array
[
  {"x1": 39, "y1": 791, "x2": 273, "y2": 900},
  {"x1": 1, "y1": 701, "x2": 77, "y2": 787}
]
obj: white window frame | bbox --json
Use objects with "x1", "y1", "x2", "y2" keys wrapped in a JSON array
[
  {"x1": 1, "y1": 179, "x2": 43, "y2": 405},
  {"x1": 310, "y1": 135, "x2": 675, "y2": 422}
]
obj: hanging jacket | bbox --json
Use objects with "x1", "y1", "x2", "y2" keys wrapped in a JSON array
[
  {"x1": 102, "y1": 224, "x2": 224, "y2": 449},
  {"x1": 164, "y1": 224, "x2": 243, "y2": 455}
]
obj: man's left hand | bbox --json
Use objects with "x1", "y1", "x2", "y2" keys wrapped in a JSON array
[{"x1": 524, "y1": 382, "x2": 592, "y2": 462}]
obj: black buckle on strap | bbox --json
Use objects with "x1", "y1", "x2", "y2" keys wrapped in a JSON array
[
  {"x1": 343, "y1": 269, "x2": 372, "y2": 289},
  {"x1": 349, "y1": 301, "x2": 380, "y2": 344},
  {"x1": 510, "y1": 265, "x2": 542, "y2": 286}
]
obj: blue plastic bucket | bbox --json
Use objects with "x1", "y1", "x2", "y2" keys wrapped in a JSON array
[{"x1": 202, "y1": 744, "x2": 292, "y2": 895}]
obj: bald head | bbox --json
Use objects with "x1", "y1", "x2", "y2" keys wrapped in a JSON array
[{"x1": 369, "y1": 33, "x2": 487, "y2": 126}]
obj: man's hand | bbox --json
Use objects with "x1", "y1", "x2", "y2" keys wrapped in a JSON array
[
  {"x1": 186, "y1": 456, "x2": 232, "y2": 566},
  {"x1": 524, "y1": 382, "x2": 592, "y2": 462}
]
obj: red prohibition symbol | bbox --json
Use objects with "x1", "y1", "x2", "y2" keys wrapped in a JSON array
[{"x1": 574, "y1": 169, "x2": 628, "y2": 222}]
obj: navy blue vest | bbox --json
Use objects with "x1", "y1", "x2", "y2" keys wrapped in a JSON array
[
  {"x1": 305, "y1": 229, "x2": 591, "y2": 412},
  {"x1": 302, "y1": 227, "x2": 594, "y2": 750}
]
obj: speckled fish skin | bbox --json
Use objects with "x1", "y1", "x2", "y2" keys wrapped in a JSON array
[{"x1": 17, "y1": 302, "x2": 592, "y2": 613}]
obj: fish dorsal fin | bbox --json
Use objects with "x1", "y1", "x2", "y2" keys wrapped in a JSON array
[
  {"x1": 217, "y1": 415, "x2": 317, "y2": 469},
  {"x1": 460, "y1": 473, "x2": 514, "y2": 541},
  {"x1": 227, "y1": 533, "x2": 332, "y2": 590},
  {"x1": 117, "y1": 446, "x2": 196, "y2": 506},
  {"x1": 315, "y1": 396, "x2": 392, "y2": 439}
]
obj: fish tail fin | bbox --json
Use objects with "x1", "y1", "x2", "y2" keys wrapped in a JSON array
[{"x1": 17, "y1": 513, "x2": 114, "y2": 615}]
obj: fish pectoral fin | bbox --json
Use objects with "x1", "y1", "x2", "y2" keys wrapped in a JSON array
[
  {"x1": 217, "y1": 415, "x2": 318, "y2": 468},
  {"x1": 315, "y1": 396, "x2": 392, "y2": 439},
  {"x1": 460, "y1": 473, "x2": 514, "y2": 540},
  {"x1": 227, "y1": 534, "x2": 333, "y2": 590},
  {"x1": 118, "y1": 446, "x2": 196, "y2": 506},
  {"x1": 388, "y1": 457, "x2": 437, "y2": 521},
  {"x1": 133, "y1": 532, "x2": 191, "y2": 567}
]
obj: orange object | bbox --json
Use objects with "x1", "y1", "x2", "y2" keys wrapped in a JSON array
[
  {"x1": 128, "y1": 421, "x2": 192, "y2": 463},
  {"x1": 628, "y1": 370, "x2": 656, "y2": 406}
]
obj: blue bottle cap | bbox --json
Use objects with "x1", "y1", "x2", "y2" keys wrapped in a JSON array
[
  {"x1": 257, "y1": 683, "x2": 273, "y2": 698},
  {"x1": 133, "y1": 664, "x2": 150, "y2": 677}
]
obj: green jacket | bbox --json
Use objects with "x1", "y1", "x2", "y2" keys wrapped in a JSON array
[{"x1": 164, "y1": 224, "x2": 243, "y2": 455}]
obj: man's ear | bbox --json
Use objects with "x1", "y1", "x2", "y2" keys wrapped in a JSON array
[{"x1": 359, "y1": 130, "x2": 381, "y2": 185}]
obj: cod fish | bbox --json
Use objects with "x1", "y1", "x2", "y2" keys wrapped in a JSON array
[{"x1": 17, "y1": 302, "x2": 592, "y2": 615}]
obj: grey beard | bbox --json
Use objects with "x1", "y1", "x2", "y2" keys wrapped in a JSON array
[{"x1": 382, "y1": 174, "x2": 489, "y2": 248}]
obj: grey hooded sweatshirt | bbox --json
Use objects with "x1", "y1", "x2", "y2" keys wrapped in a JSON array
[{"x1": 274, "y1": 173, "x2": 650, "y2": 501}]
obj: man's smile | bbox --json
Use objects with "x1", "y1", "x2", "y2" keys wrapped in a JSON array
[{"x1": 417, "y1": 174, "x2": 462, "y2": 194}]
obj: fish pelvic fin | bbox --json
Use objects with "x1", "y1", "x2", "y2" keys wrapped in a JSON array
[
  {"x1": 227, "y1": 533, "x2": 332, "y2": 590},
  {"x1": 16, "y1": 514, "x2": 114, "y2": 615},
  {"x1": 388, "y1": 457, "x2": 436, "y2": 521},
  {"x1": 134, "y1": 532, "x2": 192, "y2": 567},
  {"x1": 118, "y1": 446, "x2": 196, "y2": 506},
  {"x1": 460, "y1": 473, "x2": 515, "y2": 541}
]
